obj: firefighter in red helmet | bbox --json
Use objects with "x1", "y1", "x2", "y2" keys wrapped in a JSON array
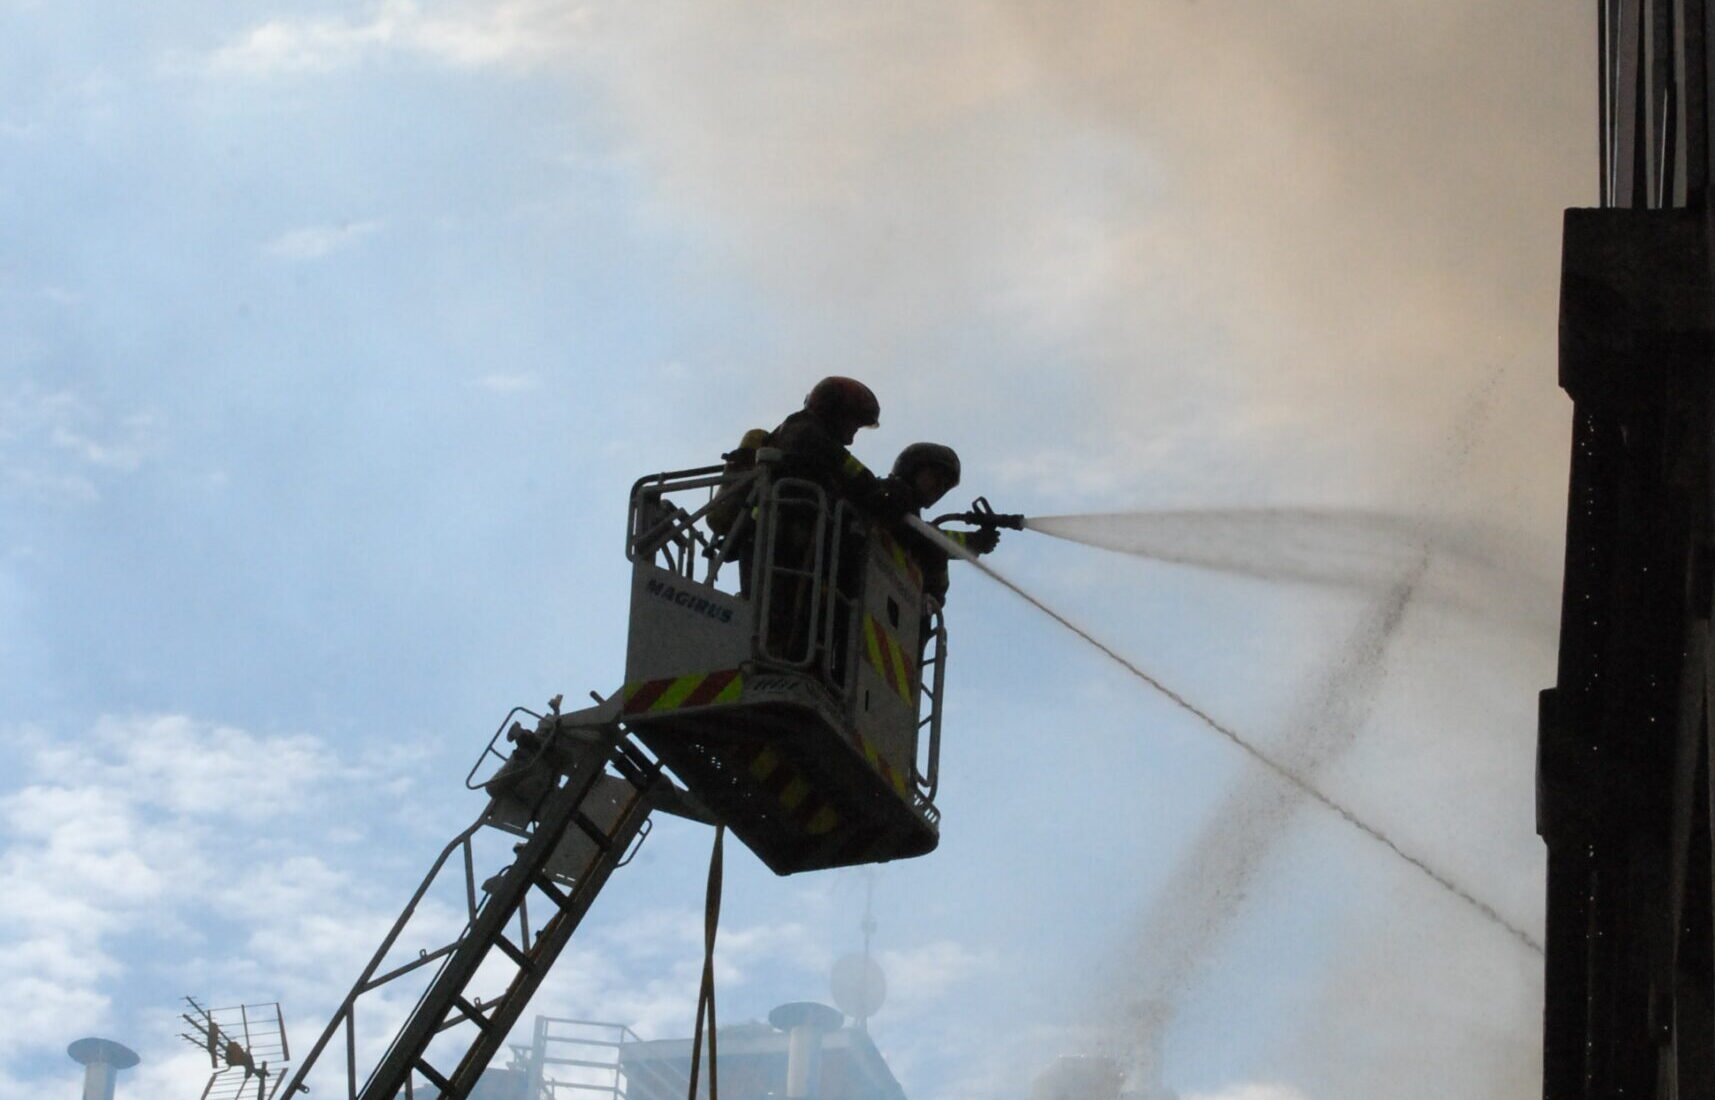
[
  {"x1": 738, "y1": 377, "x2": 896, "y2": 664},
  {"x1": 767, "y1": 376, "x2": 893, "y2": 513},
  {"x1": 804, "y1": 376, "x2": 881, "y2": 442},
  {"x1": 709, "y1": 376, "x2": 889, "y2": 563}
]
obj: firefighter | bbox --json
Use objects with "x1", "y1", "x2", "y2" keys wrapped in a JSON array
[
  {"x1": 767, "y1": 376, "x2": 895, "y2": 514},
  {"x1": 753, "y1": 377, "x2": 899, "y2": 665},
  {"x1": 710, "y1": 377, "x2": 887, "y2": 546},
  {"x1": 889, "y1": 443, "x2": 999, "y2": 602}
]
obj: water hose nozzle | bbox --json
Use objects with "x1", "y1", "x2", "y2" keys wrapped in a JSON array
[{"x1": 932, "y1": 496, "x2": 1026, "y2": 531}]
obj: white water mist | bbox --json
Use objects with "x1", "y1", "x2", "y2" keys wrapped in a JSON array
[{"x1": 1024, "y1": 509, "x2": 1550, "y2": 629}]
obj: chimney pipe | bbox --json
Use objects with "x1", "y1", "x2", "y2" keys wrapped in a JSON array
[
  {"x1": 768, "y1": 1002, "x2": 843, "y2": 1100},
  {"x1": 68, "y1": 1038, "x2": 140, "y2": 1100}
]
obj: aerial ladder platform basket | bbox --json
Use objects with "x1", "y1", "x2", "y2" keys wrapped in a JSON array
[
  {"x1": 624, "y1": 460, "x2": 945, "y2": 874},
  {"x1": 276, "y1": 458, "x2": 947, "y2": 1100}
]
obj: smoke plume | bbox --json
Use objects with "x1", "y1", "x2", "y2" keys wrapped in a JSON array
[{"x1": 559, "y1": 2, "x2": 1586, "y2": 1096}]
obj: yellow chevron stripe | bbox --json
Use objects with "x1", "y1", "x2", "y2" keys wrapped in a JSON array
[
  {"x1": 750, "y1": 747, "x2": 780, "y2": 782},
  {"x1": 863, "y1": 616, "x2": 886, "y2": 679},
  {"x1": 779, "y1": 775, "x2": 811, "y2": 810},
  {"x1": 872, "y1": 528, "x2": 922, "y2": 586},
  {"x1": 887, "y1": 635, "x2": 913, "y2": 703},
  {"x1": 654, "y1": 674, "x2": 701, "y2": 711},
  {"x1": 744, "y1": 746, "x2": 838, "y2": 837},
  {"x1": 861, "y1": 613, "x2": 914, "y2": 704},
  {"x1": 853, "y1": 728, "x2": 914, "y2": 799}
]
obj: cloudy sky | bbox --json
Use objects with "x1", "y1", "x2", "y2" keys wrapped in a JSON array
[{"x1": 2, "y1": 3, "x2": 1591, "y2": 1099}]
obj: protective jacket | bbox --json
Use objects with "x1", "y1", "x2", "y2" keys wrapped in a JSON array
[
  {"x1": 706, "y1": 427, "x2": 772, "y2": 537},
  {"x1": 891, "y1": 490, "x2": 994, "y2": 601},
  {"x1": 769, "y1": 409, "x2": 896, "y2": 515}
]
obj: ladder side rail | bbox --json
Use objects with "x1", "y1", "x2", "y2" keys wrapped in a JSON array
[
  {"x1": 466, "y1": 709, "x2": 547, "y2": 791},
  {"x1": 817, "y1": 500, "x2": 866, "y2": 694},
  {"x1": 627, "y1": 468, "x2": 729, "y2": 567},
  {"x1": 357, "y1": 730, "x2": 627, "y2": 1100},
  {"x1": 437, "y1": 766, "x2": 660, "y2": 1098},
  {"x1": 278, "y1": 818, "x2": 492, "y2": 1099},
  {"x1": 754, "y1": 478, "x2": 831, "y2": 668},
  {"x1": 914, "y1": 599, "x2": 947, "y2": 801}
]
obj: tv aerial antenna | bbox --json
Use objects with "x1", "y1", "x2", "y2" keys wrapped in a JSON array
[
  {"x1": 830, "y1": 867, "x2": 887, "y2": 1032},
  {"x1": 179, "y1": 997, "x2": 291, "y2": 1100}
]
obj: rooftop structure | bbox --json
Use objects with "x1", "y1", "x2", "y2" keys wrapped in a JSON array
[
  {"x1": 618, "y1": 1010, "x2": 906, "y2": 1100},
  {"x1": 68, "y1": 1037, "x2": 139, "y2": 1100}
]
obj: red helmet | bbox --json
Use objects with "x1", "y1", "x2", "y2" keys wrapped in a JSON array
[{"x1": 804, "y1": 376, "x2": 880, "y2": 430}]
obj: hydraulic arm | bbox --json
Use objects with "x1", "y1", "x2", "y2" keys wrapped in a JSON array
[
  {"x1": 278, "y1": 698, "x2": 711, "y2": 1100},
  {"x1": 279, "y1": 458, "x2": 952, "y2": 1100}
]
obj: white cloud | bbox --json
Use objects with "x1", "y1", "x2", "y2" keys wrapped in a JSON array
[
  {"x1": 1184, "y1": 1087, "x2": 1309, "y2": 1100},
  {"x1": 206, "y1": 0, "x2": 591, "y2": 78},
  {"x1": 128, "y1": 1046, "x2": 228, "y2": 1100},
  {"x1": 30, "y1": 714, "x2": 340, "y2": 821},
  {"x1": 3, "y1": 466, "x2": 100, "y2": 504},
  {"x1": 875, "y1": 939, "x2": 988, "y2": 1013},
  {"x1": 472, "y1": 373, "x2": 538, "y2": 393},
  {"x1": 0, "y1": 715, "x2": 398, "y2": 1080},
  {"x1": 0, "y1": 715, "x2": 868, "y2": 1097},
  {"x1": 0, "y1": 385, "x2": 158, "y2": 505},
  {"x1": 261, "y1": 219, "x2": 382, "y2": 261}
]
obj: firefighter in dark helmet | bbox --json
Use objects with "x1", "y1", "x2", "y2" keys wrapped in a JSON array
[
  {"x1": 734, "y1": 377, "x2": 899, "y2": 663},
  {"x1": 889, "y1": 442, "x2": 999, "y2": 602}
]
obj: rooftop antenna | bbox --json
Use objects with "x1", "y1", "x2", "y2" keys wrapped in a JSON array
[
  {"x1": 829, "y1": 867, "x2": 886, "y2": 1033},
  {"x1": 861, "y1": 868, "x2": 876, "y2": 962},
  {"x1": 67, "y1": 1037, "x2": 139, "y2": 1100},
  {"x1": 179, "y1": 997, "x2": 291, "y2": 1100}
]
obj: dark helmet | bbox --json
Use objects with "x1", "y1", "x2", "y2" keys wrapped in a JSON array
[
  {"x1": 892, "y1": 442, "x2": 961, "y2": 488},
  {"x1": 805, "y1": 376, "x2": 880, "y2": 430}
]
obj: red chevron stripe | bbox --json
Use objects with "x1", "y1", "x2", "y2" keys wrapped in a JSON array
[
  {"x1": 683, "y1": 668, "x2": 740, "y2": 707},
  {"x1": 878, "y1": 627, "x2": 904, "y2": 697},
  {"x1": 864, "y1": 615, "x2": 895, "y2": 696},
  {"x1": 624, "y1": 678, "x2": 672, "y2": 714}
]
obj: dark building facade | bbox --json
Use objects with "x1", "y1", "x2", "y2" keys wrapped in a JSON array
[{"x1": 1540, "y1": 2, "x2": 1715, "y2": 1096}]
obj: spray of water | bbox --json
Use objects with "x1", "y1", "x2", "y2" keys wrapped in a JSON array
[
  {"x1": 1023, "y1": 509, "x2": 1551, "y2": 628},
  {"x1": 904, "y1": 515, "x2": 1542, "y2": 956},
  {"x1": 1026, "y1": 509, "x2": 1429, "y2": 591},
  {"x1": 1101, "y1": 557, "x2": 1435, "y2": 1088}
]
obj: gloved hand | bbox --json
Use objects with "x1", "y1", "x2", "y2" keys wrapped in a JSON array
[{"x1": 963, "y1": 527, "x2": 1000, "y2": 554}]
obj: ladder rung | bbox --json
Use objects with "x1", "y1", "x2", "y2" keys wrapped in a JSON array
[
  {"x1": 414, "y1": 1059, "x2": 451, "y2": 1093},
  {"x1": 532, "y1": 873, "x2": 571, "y2": 907},
  {"x1": 493, "y1": 935, "x2": 532, "y2": 969},
  {"x1": 572, "y1": 811, "x2": 613, "y2": 849},
  {"x1": 453, "y1": 996, "x2": 494, "y2": 1034}
]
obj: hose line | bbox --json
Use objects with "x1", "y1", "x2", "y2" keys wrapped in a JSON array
[
  {"x1": 903, "y1": 515, "x2": 1541, "y2": 955},
  {"x1": 686, "y1": 825, "x2": 725, "y2": 1100}
]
